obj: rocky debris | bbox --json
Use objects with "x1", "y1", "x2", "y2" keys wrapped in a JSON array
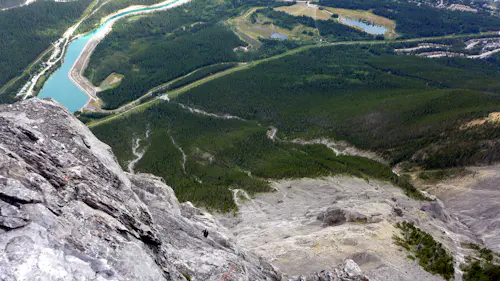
[
  {"x1": 0, "y1": 99, "x2": 285, "y2": 281},
  {"x1": 289, "y1": 260, "x2": 369, "y2": 281},
  {"x1": 425, "y1": 163, "x2": 500, "y2": 253},
  {"x1": 393, "y1": 207, "x2": 403, "y2": 217},
  {"x1": 217, "y1": 176, "x2": 475, "y2": 281},
  {"x1": 420, "y1": 201, "x2": 450, "y2": 222},
  {"x1": 317, "y1": 207, "x2": 385, "y2": 226},
  {"x1": 0, "y1": 201, "x2": 30, "y2": 229},
  {"x1": 317, "y1": 208, "x2": 347, "y2": 226},
  {"x1": 343, "y1": 259, "x2": 363, "y2": 277}
]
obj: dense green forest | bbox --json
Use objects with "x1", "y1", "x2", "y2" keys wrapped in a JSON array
[
  {"x1": 171, "y1": 45, "x2": 500, "y2": 169},
  {"x1": 77, "y1": 0, "x2": 287, "y2": 33},
  {"x1": 84, "y1": 0, "x2": 250, "y2": 109},
  {"x1": 256, "y1": 7, "x2": 372, "y2": 41},
  {"x1": 319, "y1": 0, "x2": 500, "y2": 38},
  {"x1": 461, "y1": 244, "x2": 500, "y2": 281},
  {"x1": 0, "y1": 0, "x2": 91, "y2": 88},
  {"x1": 394, "y1": 221, "x2": 455, "y2": 280},
  {"x1": 463, "y1": 261, "x2": 500, "y2": 281},
  {"x1": 166, "y1": 63, "x2": 239, "y2": 91},
  {"x1": 91, "y1": 100, "x2": 420, "y2": 212},
  {"x1": 85, "y1": 0, "x2": 376, "y2": 109}
]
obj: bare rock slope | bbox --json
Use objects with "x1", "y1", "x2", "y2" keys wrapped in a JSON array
[
  {"x1": 3, "y1": 98, "x2": 486, "y2": 281},
  {"x1": 0, "y1": 99, "x2": 286, "y2": 281},
  {"x1": 217, "y1": 175, "x2": 493, "y2": 281}
]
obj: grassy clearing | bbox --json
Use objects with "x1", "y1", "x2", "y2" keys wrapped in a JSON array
[
  {"x1": 276, "y1": 4, "x2": 397, "y2": 38},
  {"x1": 126, "y1": 14, "x2": 148, "y2": 22},
  {"x1": 253, "y1": 7, "x2": 372, "y2": 41},
  {"x1": 228, "y1": 6, "x2": 317, "y2": 45},
  {"x1": 417, "y1": 168, "x2": 476, "y2": 184},
  {"x1": 320, "y1": 0, "x2": 500, "y2": 38},
  {"x1": 227, "y1": 7, "x2": 264, "y2": 47},
  {"x1": 275, "y1": 3, "x2": 332, "y2": 20},
  {"x1": 99, "y1": 72, "x2": 124, "y2": 90}
]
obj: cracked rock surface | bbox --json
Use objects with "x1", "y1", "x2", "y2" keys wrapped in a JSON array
[{"x1": 0, "y1": 99, "x2": 285, "y2": 281}]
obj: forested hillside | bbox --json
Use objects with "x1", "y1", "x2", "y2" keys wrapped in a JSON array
[
  {"x1": 77, "y1": 0, "x2": 167, "y2": 33},
  {"x1": 173, "y1": 45, "x2": 500, "y2": 168},
  {"x1": 91, "y1": 100, "x2": 419, "y2": 212},
  {"x1": 84, "y1": 0, "x2": 249, "y2": 109},
  {"x1": 0, "y1": 0, "x2": 91, "y2": 87},
  {"x1": 90, "y1": 43, "x2": 500, "y2": 211}
]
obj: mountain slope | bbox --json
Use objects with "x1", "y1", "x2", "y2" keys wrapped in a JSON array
[{"x1": 0, "y1": 98, "x2": 284, "y2": 280}]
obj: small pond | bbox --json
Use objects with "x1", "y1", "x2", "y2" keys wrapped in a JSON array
[
  {"x1": 270, "y1": 32, "x2": 288, "y2": 40},
  {"x1": 340, "y1": 18, "x2": 387, "y2": 35}
]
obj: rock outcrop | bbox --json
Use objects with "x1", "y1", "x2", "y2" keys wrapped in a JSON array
[
  {"x1": 4, "y1": 98, "x2": 497, "y2": 281},
  {"x1": 0, "y1": 99, "x2": 285, "y2": 281},
  {"x1": 317, "y1": 208, "x2": 376, "y2": 226},
  {"x1": 216, "y1": 174, "x2": 488, "y2": 281},
  {"x1": 289, "y1": 259, "x2": 369, "y2": 281}
]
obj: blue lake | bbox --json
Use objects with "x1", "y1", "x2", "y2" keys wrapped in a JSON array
[
  {"x1": 38, "y1": 35, "x2": 92, "y2": 113},
  {"x1": 340, "y1": 18, "x2": 387, "y2": 35},
  {"x1": 38, "y1": 0, "x2": 182, "y2": 112}
]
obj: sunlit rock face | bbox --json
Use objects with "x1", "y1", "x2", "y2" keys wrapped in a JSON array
[
  {"x1": 0, "y1": 98, "x2": 283, "y2": 281},
  {"x1": 2, "y1": 98, "x2": 494, "y2": 281}
]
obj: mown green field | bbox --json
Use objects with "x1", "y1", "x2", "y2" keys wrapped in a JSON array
[{"x1": 319, "y1": 0, "x2": 500, "y2": 38}]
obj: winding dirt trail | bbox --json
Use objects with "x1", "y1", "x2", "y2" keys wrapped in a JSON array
[
  {"x1": 169, "y1": 133, "x2": 187, "y2": 173},
  {"x1": 127, "y1": 128, "x2": 150, "y2": 173}
]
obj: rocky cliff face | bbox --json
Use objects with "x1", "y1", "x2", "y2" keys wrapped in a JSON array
[
  {"x1": 6, "y1": 98, "x2": 491, "y2": 281},
  {"x1": 0, "y1": 99, "x2": 288, "y2": 281}
]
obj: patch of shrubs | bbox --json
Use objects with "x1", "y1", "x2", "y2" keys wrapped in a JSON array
[
  {"x1": 461, "y1": 243, "x2": 500, "y2": 281},
  {"x1": 393, "y1": 221, "x2": 454, "y2": 280}
]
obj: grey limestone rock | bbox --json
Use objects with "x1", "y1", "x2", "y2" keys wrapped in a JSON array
[
  {"x1": 420, "y1": 201, "x2": 450, "y2": 222},
  {"x1": 0, "y1": 99, "x2": 284, "y2": 281},
  {"x1": 343, "y1": 259, "x2": 362, "y2": 277},
  {"x1": 317, "y1": 207, "x2": 371, "y2": 226},
  {"x1": 317, "y1": 207, "x2": 347, "y2": 226},
  {"x1": 288, "y1": 259, "x2": 369, "y2": 281}
]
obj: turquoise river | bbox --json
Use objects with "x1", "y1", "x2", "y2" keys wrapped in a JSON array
[{"x1": 38, "y1": 0, "x2": 183, "y2": 112}]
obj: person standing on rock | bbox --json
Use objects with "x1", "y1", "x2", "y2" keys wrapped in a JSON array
[{"x1": 203, "y1": 229, "x2": 209, "y2": 238}]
